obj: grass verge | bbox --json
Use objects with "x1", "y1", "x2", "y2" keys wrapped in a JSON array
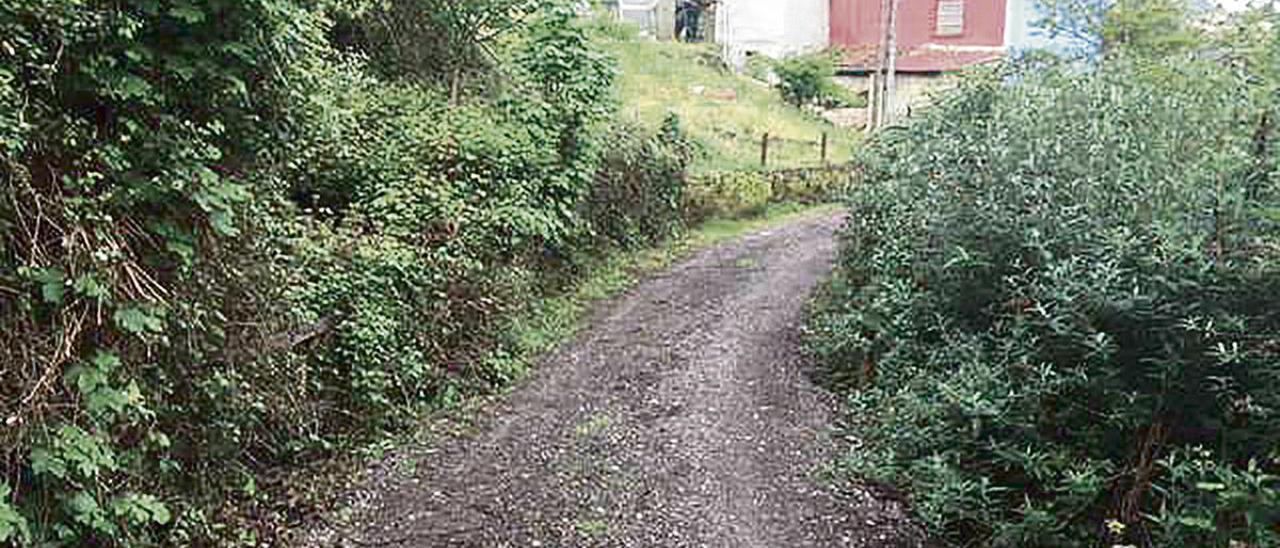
[{"x1": 604, "y1": 39, "x2": 861, "y2": 172}]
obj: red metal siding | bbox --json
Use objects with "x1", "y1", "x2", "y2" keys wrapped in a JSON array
[
  {"x1": 830, "y1": 0, "x2": 854, "y2": 47},
  {"x1": 830, "y1": 0, "x2": 1008, "y2": 72}
]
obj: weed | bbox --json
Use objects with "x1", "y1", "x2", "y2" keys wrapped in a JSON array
[
  {"x1": 576, "y1": 518, "x2": 609, "y2": 537},
  {"x1": 575, "y1": 414, "x2": 613, "y2": 438}
]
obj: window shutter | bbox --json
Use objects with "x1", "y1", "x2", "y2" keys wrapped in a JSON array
[{"x1": 936, "y1": 0, "x2": 964, "y2": 36}]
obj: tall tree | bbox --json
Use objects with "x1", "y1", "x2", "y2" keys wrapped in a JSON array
[
  {"x1": 1037, "y1": 0, "x2": 1110, "y2": 54},
  {"x1": 1101, "y1": 0, "x2": 1201, "y2": 56},
  {"x1": 333, "y1": 0, "x2": 541, "y2": 99},
  {"x1": 1036, "y1": 0, "x2": 1201, "y2": 58}
]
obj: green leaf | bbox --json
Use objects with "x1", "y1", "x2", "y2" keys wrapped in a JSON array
[
  {"x1": 86, "y1": 387, "x2": 129, "y2": 419},
  {"x1": 111, "y1": 493, "x2": 170, "y2": 526},
  {"x1": 113, "y1": 306, "x2": 164, "y2": 335},
  {"x1": 168, "y1": 3, "x2": 205, "y2": 24},
  {"x1": 149, "y1": 500, "x2": 171, "y2": 525},
  {"x1": 67, "y1": 365, "x2": 106, "y2": 397},
  {"x1": 66, "y1": 429, "x2": 117, "y2": 478},
  {"x1": 149, "y1": 221, "x2": 197, "y2": 265},
  {"x1": 225, "y1": 75, "x2": 247, "y2": 98},
  {"x1": 1176, "y1": 515, "x2": 1216, "y2": 531},
  {"x1": 67, "y1": 490, "x2": 117, "y2": 535},
  {"x1": 147, "y1": 431, "x2": 171, "y2": 450},
  {"x1": 67, "y1": 491, "x2": 100, "y2": 517},
  {"x1": 116, "y1": 74, "x2": 153, "y2": 101},
  {"x1": 123, "y1": 47, "x2": 146, "y2": 63},
  {"x1": 134, "y1": 0, "x2": 162, "y2": 15},
  {"x1": 208, "y1": 211, "x2": 239, "y2": 237},
  {"x1": 73, "y1": 273, "x2": 110, "y2": 301},
  {"x1": 166, "y1": 239, "x2": 195, "y2": 265},
  {"x1": 30, "y1": 447, "x2": 66, "y2": 479},
  {"x1": 31, "y1": 267, "x2": 65, "y2": 304},
  {"x1": 91, "y1": 351, "x2": 121, "y2": 372},
  {"x1": 0, "y1": 483, "x2": 28, "y2": 544}
]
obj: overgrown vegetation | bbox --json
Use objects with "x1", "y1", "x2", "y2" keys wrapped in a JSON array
[
  {"x1": 808, "y1": 6, "x2": 1280, "y2": 547},
  {"x1": 0, "y1": 1, "x2": 704, "y2": 544}
]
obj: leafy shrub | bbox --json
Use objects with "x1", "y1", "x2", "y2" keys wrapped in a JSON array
[
  {"x1": 684, "y1": 171, "x2": 774, "y2": 221},
  {"x1": 745, "y1": 53, "x2": 775, "y2": 82},
  {"x1": 584, "y1": 114, "x2": 696, "y2": 248},
  {"x1": 774, "y1": 51, "x2": 860, "y2": 108},
  {"x1": 808, "y1": 52, "x2": 1280, "y2": 547}
]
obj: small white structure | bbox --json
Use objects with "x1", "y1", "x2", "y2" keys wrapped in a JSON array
[
  {"x1": 715, "y1": 0, "x2": 829, "y2": 68},
  {"x1": 616, "y1": 0, "x2": 676, "y2": 40}
]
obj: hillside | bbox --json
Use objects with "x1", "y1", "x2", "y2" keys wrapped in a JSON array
[{"x1": 604, "y1": 40, "x2": 861, "y2": 172}]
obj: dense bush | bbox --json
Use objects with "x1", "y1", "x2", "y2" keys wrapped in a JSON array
[
  {"x1": 684, "y1": 171, "x2": 774, "y2": 221},
  {"x1": 766, "y1": 165, "x2": 860, "y2": 204},
  {"x1": 684, "y1": 164, "x2": 853, "y2": 221},
  {"x1": 1, "y1": 1, "x2": 318, "y2": 543},
  {"x1": 807, "y1": 52, "x2": 1280, "y2": 546},
  {"x1": 584, "y1": 114, "x2": 695, "y2": 248},
  {"x1": 0, "y1": 1, "x2": 693, "y2": 545},
  {"x1": 329, "y1": 0, "x2": 539, "y2": 91},
  {"x1": 774, "y1": 52, "x2": 861, "y2": 108}
]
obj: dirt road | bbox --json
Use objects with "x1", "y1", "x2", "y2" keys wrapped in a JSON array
[{"x1": 304, "y1": 210, "x2": 915, "y2": 547}]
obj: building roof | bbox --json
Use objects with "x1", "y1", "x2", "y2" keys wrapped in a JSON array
[{"x1": 838, "y1": 44, "x2": 1005, "y2": 73}]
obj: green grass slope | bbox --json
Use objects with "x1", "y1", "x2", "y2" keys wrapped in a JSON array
[{"x1": 604, "y1": 39, "x2": 861, "y2": 172}]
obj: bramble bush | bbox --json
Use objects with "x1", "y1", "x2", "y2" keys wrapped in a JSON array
[
  {"x1": 583, "y1": 114, "x2": 695, "y2": 249},
  {"x1": 0, "y1": 1, "x2": 694, "y2": 545},
  {"x1": 807, "y1": 40, "x2": 1280, "y2": 548},
  {"x1": 1, "y1": 1, "x2": 315, "y2": 543}
]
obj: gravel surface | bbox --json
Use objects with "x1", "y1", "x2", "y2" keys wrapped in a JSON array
[{"x1": 302, "y1": 211, "x2": 920, "y2": 547}]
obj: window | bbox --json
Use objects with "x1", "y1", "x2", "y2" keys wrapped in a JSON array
[{"x1": 935, "y1": 0, "x2": 964, "y2": 36}]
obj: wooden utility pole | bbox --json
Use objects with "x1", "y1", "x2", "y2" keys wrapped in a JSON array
[
  {"x1": 884, "y1": 0, "x2": 898, "y2": 127},
  {"x1": 872, "y1": 0, "x2": 899, "y2": 130},
  {"x1": 872, "y1": 0, "x2": 888, "y2": 130},
  {"x1": 820, "y1": 132, "x2": 828, "y2": 164}
]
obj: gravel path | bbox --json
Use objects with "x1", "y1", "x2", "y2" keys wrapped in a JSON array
[{"x1": 302, "y1": 210, "x2": 917, "y2": 547}]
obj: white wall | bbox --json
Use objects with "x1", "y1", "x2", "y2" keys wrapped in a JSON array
[
  {"x1": 784, "y1": 0, "x2": 829, "y2": 53},
  {"x1": 717, "y1": 0, "x2": 829, "y2": 68}
]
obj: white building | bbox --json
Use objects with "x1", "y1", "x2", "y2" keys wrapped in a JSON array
[{"x1": 715, "y1": 0, "x2": 829, "y2": 68}]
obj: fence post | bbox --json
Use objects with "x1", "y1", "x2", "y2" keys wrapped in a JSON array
[
  {"x1": 760, "y1": 132, "x2": 769, "y2": 167},
  {"x1": 820, "y1": 132, "x2": 828, "y2": 165}
]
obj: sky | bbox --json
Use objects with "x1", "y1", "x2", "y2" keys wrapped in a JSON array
[{"x1": 1005, "y1": 0, "x2": 1060, "y2": 51}]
